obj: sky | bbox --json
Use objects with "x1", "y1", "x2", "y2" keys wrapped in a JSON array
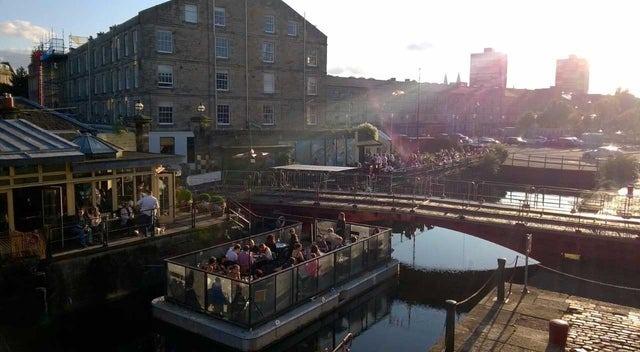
[{"x1": 1, "y1": 0, "x2": 638, "y2": 95}]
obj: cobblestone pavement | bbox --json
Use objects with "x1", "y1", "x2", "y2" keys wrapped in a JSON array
[
  {"x1": 429, "y1": 284, "x2": 640, "y2": 352},
  {"x1": 563, "y1": 298, "x2": 640, "y2": 352}
]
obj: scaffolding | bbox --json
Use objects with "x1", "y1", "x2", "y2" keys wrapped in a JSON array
[{"x1": 31, "y1": 34, "x2": 68, "y2": 108}]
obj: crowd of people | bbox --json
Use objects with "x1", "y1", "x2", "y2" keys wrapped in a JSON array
[
  {"x1": 198, "y1": 213, "x2": 378, "y2": 282},
  {"x1": 360, "y1": 146, "x2": 487, "y2": 174},
  {"x1": 71, "y1": 190, "x2": 160, "y2": 247}
]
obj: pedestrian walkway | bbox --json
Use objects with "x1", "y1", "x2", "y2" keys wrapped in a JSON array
[{"x1": 429, "y1": 284, "x2": 640, "y2": 351}]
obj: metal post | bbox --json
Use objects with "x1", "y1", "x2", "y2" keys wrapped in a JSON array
[
  {"x1": 523, "y1": 234, "x2": 532, "y2": 294},
  {"x1": 445, "y1": 299, "x2": 457, "y2": 352},
  {"x1": 497, "y1": 258, "x2": 506, "y2": 302}
]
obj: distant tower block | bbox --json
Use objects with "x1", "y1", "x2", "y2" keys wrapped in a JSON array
[
  {"x1": 470, "y1": 48, "x2": 508, "y2": 89},
  {"x1": 555, "y1": 55, "x2": 589, "y2": 95}
]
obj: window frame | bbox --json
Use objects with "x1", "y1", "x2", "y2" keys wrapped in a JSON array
[
  {"x1": 217, "y1": 104, "x2": 230, "y2": 126},
  {"x1": 156, "y1": 30, "x2": 174, "y2": 54},
  {"x1": 307, "y1": 48, "x2": 318, "y2": 67},
  {"x1": 262, "y1": 104, "x2": 275, "y2": 125},
  {"x1": 264, "y1": 15, "x2": 276, "y2": 34},
  {"x1": 184, "y1": 4, "x2": 198, "y2": 24},
  {"x1": 306, "y1": 105, "x2": 318, "y2": 125},
  {"x1": 157, "y1": 104, "x2": 174, "y2": 125},
  {"x1": 157, "y1": 65, "x2": 174, "y2": 88},
  {"x1": 262, "y1": 41, "x2": 275, "y2": 63},
  {"x1": 159, "y1": 137, "x2": 176, "y2": 155},
  {"x1": 287, "y1": 21, "x2": 299, "y2": 37},
  {"x1": 263, "y1": 72, "x2": 275, "y2": 94},
  {"x1": 216, "y1": 70, "x2": 229, "y2": 91},
  {"x1": 307, "y1": 76, "x2": 318, "y2": 96},
  {"x1": 214, "y1": 7, "x2": 226, "y2": 27},
  {"x1": 215, "y1": 37, "x2": 230, "y2": 59}
]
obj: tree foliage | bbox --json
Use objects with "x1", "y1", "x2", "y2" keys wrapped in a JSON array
[
  {"x1": 477, "y1": 145, "x2": 509, "y2": 176},
  {"x1": 9, "y1": 67, "x2": 28, "y2": 98},
  {"x1": 538, "y1": 100, "x2": 574, "y2": 128},
  {"x1": 598, "y1": 155, "x2": 639, "y2": 186},
  {"x1": 516, "y1": 111, "x2": 537, "y2": 133}
]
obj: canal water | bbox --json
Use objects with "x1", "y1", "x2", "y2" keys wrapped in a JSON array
[{"x1": 4, "y1": 225, "x2": 529, "y2": 352}]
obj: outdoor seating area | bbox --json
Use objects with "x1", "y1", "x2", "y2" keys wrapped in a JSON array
[{"x1": 164, "y1": 216, "x2": 392, "y2": 328}]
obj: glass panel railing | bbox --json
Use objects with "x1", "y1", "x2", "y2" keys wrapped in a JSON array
[
  {"x1": 167, "y1": 262, "x2": 186, "y2": 304},
  {"x1": 350, "y1": 241, "x2": 364, "y2": 277},
  {"x1": 250, "y1": 276, "x2": 276, "y2": 325},
  {"x1": 275, "y1": 270, "x2": 293, "y2": 313},
  {"x1": 318, "y1": 254, "x2": 335, "y2": 291},
  {"x1": 367, "y1": 236, "x2": 379, "y2": 268},
  {"x1": 296, "y1": 262, "x2": 318, "y2": 302},
  {"x1": 185, "y1": 268, "x2": 206, "y2": 311},
  {"x1": 335, "y1": 247, "x2": 351, "y2": 284}
]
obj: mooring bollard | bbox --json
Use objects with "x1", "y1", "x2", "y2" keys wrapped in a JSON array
[
  {"x1": 445, "y1": 299, "x2": 457, "y2": 352},
  {"x1": 497, "y1": 258, "x2": 506, "y2": 302}
]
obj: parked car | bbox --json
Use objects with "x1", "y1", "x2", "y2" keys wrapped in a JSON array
[
  {"x1": 477, "y1": 137, "x2": 501, "y2": 145},
  {"x1": 527, "y1": 136, "x2": 548, "y2": 146},
  {"x1": 505, "y1": 136, "x2": 528, "y2": 145},
  {"x1": 453, "y1": 133, "x2": 474, "y2": 145},
  {"x1": 545, "y1": 137, "x2": 584, "y2": 148},
  {"x1": 582, "y1": 145, "x2": 623, "y2": 160}
]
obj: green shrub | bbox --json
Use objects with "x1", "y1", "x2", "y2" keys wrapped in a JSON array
[
  {"x1": 176, "y1": 189, "x2": 193, "y2": 203},
  {"x1": 598, "y1": 155, "x2": 639, "y2": 186},
  {"x1": 210, "y1": 195, "x2": 225, "y2": 205},
  {"x1": 196, "y1": 193, "x2": 211, "y2": 203},
  {"x1": 356, "y1": 123, "x2": 379, "y2": 141}
]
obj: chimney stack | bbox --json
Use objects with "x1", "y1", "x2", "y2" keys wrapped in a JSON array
[{"x1": 0, "y1": 93, "x2": 15, "y2": 111}]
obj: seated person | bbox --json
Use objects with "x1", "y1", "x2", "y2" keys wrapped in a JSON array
[
  {"x1": 256, "y1": 243, "x2": 273, "y2": 261},
  {"x1": 288, "y1": 229, "x2": 300, "y2": 246},
  {"x1": 204, "y1": 257, "x2": 219, "y2": 273},
  {"x1": 227, "y1": 264, "x2": 241, "y2": 280},
  {"x1": 225, "y1": 244, "x2": 241, "y2": 264},
  {"x1": 350, "y1": 235, "x2": 359, "y2": 244},
  {"x1": 265, "y1": 234, "x2": 278, "y2": 253},
  {"x1": 324, "y1": 228, "x2": 344, "y2": 249},
  {"x1": 291, "y1": 242, "x2": 305, "y2": 263},
  {"x1": 237, "y1": 245, "x2": 254, "y2": 274}
]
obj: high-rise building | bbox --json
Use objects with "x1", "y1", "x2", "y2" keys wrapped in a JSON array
[
  {"x1": 54, "y1": 0, "x2": 327, "y2": 167},
  {"x1": 555, "y1": 55, "x2": 589, "y2": 94},
  {"x1": 469, "y1": 48, "x2": 507, "y2": 89}
]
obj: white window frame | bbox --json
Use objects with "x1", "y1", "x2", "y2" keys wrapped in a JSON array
[
  {"x1": 102, "y1": 73, "x2": 107, "y2": 93},
  {"x1": 306, "y1": 105, "x2": 318, "y2": 125},
  {"x1": 263, "y1": 72, "x2": 275, "y2": 94},
  {"x1": 216, "y1": 70, "x2": 229, "y2": 91},
  {"x1": 264, "y1": 15, "x2": 276, "y2": 33},
  {"x1": 125, "y1": 66, "x2": 132, "y2": 90},
  {"x1": 214, "y1": 7, "x2": 226, "y2": 27},
  {"x1": 185, "y1": 4, "x2": 198, "y2": 24},
  {"x1": 112, "y1": 70, "x2": 117, "y2": 93},
  {"x1": 156, "y1": 30, "x2": 173, "y2": 53},
  {"x1": 262, "y1": 41, "x2": 275, "y2": 63},
  {"x1": 307, "y1": 48, "x2": 318, "y2": 67},
  {"x1": 102, "y1": 46, "x2": 107, "y2": 65},
  {"x1": 117, "y1": 36, "x2": 123, "y2": 60},
  {"x1": 124, "y1": 33, "x2": 130, "y2": 56},
  {"x1": 94, "y1": 76, "x2": 100, "y2": 94},
  {"x1": 217, "y1": 104, "x2": 230, "y2": 125},
  {"x1": 287, "y1": 21, "x2": 298, "y2": 36},
  {"x1": 262, "y1": 104, "x2": 275, "y2": 125},
  {"x1": 216, "y1": 38, "x2": 229, "y2": 59},
  {"x1": 157, "y1": 104, "x2": 174, "y2": 125},
  {"x1": 157, "y1": 65, "x2": 174, "y2": 88},
  {"x1": 307, "y1": 76, "x2": 318, "y2": 96},
  {"x1": 134, "y1": 64, "x2": 139, "y2": 88}
]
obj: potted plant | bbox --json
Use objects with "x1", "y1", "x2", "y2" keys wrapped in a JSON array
[
  {"x1": 176, "y1": 189, "x2": 193, "y2": 212},
  {"x1": 195, "y1": 193, "x2": 212, "y2": 212},
  {"x1": 210, "y1": 194, "x2": 226, "y2": 217}
]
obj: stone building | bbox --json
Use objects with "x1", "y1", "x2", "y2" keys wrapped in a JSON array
[
  {"x1": 0, "y1": 62, "x2": 13, "y2": 86},
  {"x1": 58, "y1": 0, "x2": 327, "y2": 170}
]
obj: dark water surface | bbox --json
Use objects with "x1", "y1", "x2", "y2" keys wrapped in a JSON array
[{"x1": 4, "y1": 225, "x2": 530, "y2": 352}]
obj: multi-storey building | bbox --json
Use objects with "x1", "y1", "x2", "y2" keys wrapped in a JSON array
[
  {"x1": 555, "y1": 54, "x2": 589, "y2": 94},
  {"x1": 0, "y1": 62, "x2": 13, "y2": 86},
  {"x1": 59, "y1": 0, "x2": 327, "y2": 167},
  {"x1": 470, "y1": 48, "x2": 508, "y2": 89}
]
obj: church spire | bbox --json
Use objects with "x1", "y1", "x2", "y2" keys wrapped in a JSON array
[
  {"x1": 456, "y1": 73, "x2": 461, "y2": 84},
  {"x1": 444, "y1": 74, "x2": 448, "y2": 85}
]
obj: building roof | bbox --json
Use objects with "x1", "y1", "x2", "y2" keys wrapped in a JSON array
[
  {"x1": 72, "y1": 151, "x2": 182, "y2": 173},
  {"x1": 0, "y1": 119, "x2": 84, "y2": 166},
  {"x1": 71, "y1": 133, "x2": 120, "y2": 156},
  {"x1": 272, "y1": 164, "x2": 357, "y2": 173},
  {"x1": 2, "y1": 97, "x2": 94, "y2": 134}
]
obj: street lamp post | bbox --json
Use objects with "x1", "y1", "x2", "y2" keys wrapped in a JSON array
[{"x1": 133, "y1": 101, "x2": 152, "y2": 153}]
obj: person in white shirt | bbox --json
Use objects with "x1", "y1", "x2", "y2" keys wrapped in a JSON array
[
  {"x1": 226, "y1": 244, "x2": 241, "y2": 263},
  {"x1": 137, "y1": 191, "x2": 159, "y2": 237}
]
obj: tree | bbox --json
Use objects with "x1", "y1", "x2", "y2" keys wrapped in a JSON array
[
  {"x1": 476, "y1": 145, "x2": 509, "y2": 176},
  {"x1": 538, "y1": 100, "x2": 573, "y2": 128},
  {"x1": 598, "y1": 155, "x2": 639, "y2": 187},
  {"x1": 516, "y1": 111, "x2": 537, "y2": 133},
  {"x1": 10, "y1": 67, "x2": 28, "y2": 98}
]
